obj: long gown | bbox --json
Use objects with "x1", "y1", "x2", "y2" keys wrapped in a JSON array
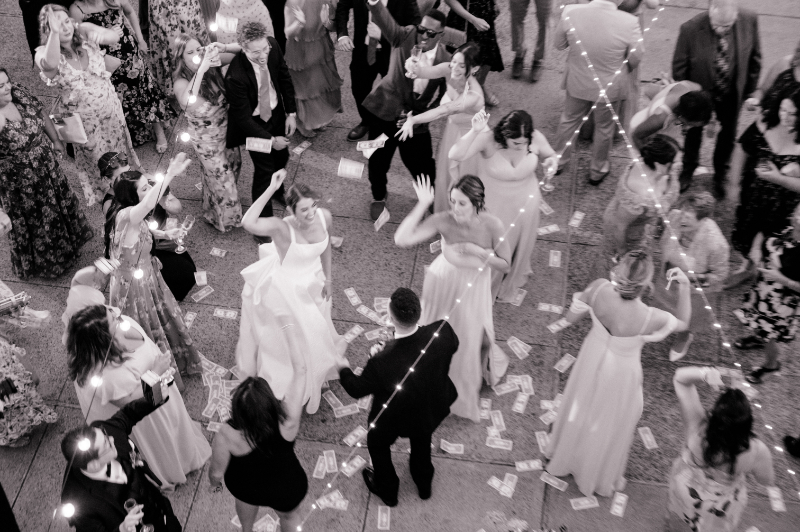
[
  {"x1": 235, "y1": 214, "x2": 346, "y2": 414},
  {"x1": 109, "y1": 208, "x2": 201, "y2": 374},
  {"x1": 38, "y1": 41, "x2": 140, "y2": 207},
  {"x1": 479, "y1": 150, "x2": 541, "y2": 302},
  {"x1": 0, "y1": 84, "x2": 93, "y2": 278},
  {"x1": 629, "y1": 82, "x2": 690, "y2": 149},
  {"x1": 82, "y1": 7, "x2": 177, "y2": 146},
  {"x1": 185, "y1": 93, "x2": 243, "y2": 231},
  {"x1": 74, "y1": 319, "x2": 211, "y2": 487},
  {"x1": 420, "y1": 238, "x2": 508, "y2": 421},
  {"x1": 284, "y1": 0, "x2": 342, "y2": 130},
  {"x1": 546, "y1": 282, "x2": 677, "y2": 497},
  {"x1": 148, "y1": 0, "x2": 209, "y2": 95}
]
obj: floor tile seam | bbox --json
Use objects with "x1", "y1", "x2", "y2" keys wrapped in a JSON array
[
  {"x1": 182, "y1": 461, "x2": 210, "y2": 531},
  {"x1": 407, "y1": 242, "x2": 421, "y2": 289},
  {"x1": 10, "y1": 412, "x2": 55, "y2": 509}
]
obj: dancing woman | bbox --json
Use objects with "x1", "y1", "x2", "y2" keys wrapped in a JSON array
[
  {"x1": 395, "y1": 175, "x2": 511, "y2": 422},
  {"x1": 236, "y1": 170, "x2": 346, "y2": 414}
]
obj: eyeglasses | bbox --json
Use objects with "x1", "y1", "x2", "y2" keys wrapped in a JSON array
[{"x1": 416, "y1": 26, "x2": 442, "y2": 38}]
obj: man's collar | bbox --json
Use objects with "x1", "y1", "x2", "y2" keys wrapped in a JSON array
[{"x1": 394, "y1": 324, "x2": 419, "y2": 340}]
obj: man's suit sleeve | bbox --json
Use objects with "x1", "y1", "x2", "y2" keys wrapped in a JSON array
[
  {"x1": 626, "y1": 18, "x2": 644, "y2": 71},
  {"x1": 99, "y1": 398, "x2": 158, "y2": 438},
  {"x1": 339, "y1": 359, "x2": 380, "y2": 399},
  {"x1": 553, "y1": 8, "x2": 569, "y2": 52},
  {"x1": 335, "y1": 0, "x2": 352, "y2": 39},
  {"x1": 369, "y1": 0, "x2": 412, "y2": 48},
  {"x1": 272, "y1": 39, "x2": 297, "y2": 115},
  {"x1": 672, "y1": 23, "x2": 690, "y2": 82},
  {"x1": 401, "y1": 0, "x2": 422, "y2": 27},
  {"x1": 225, "y1": 63, "x2": 274, "y2": 140},
  {"x1": 743, "y1": 14, "x2": 761, "y2": 99}
]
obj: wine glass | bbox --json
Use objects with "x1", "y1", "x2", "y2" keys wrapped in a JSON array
[
  {"x1": 541, "y1": 164, "x2": 556, "y2": 193},
  {"x1": 123, "y1": 499, "x2": 137, "y2": 513},
  {"x1": 174, "y1": 215, "x2": 195, "y2": 254}
]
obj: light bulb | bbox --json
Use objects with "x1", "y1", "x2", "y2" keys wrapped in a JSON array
[
  {"x1": 90, "y1": 375, "x2": 103, "y2": 387},
  {"x1": 119, "y1": 320, "x2": 131, "y2": 332},
  {"x1": 78, "y1": 438, "x2": 91, "y2": 451},
  {"x1": 188, "y1": 94, "x2": 197, "y2": 104},
  {"x1": 180, "y1": 131, "x2": 190, "y2": 142},
  {"x1": 209, "y1": 22, "x2": 218, "y2": 32},
  {"x1": 154, "y1": 172, "x2": 164, "y2": 182},
  {"x1": 192, "y1": 55, "x2": 201, "y2": 65},
  {"x1": 61, "y1": 503, "x2": 75, "y2": 518},
  {"x1": 134, "y1": 269, "x2": 144, "y2": 279},
  {"x1": 148, "y1": 220, "x2": 158, "y2": 230}
]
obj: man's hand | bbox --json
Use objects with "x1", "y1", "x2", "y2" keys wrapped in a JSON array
[
  {"x1": 273, "y1": 136, "x2": 289, "y2": 150},
  {"x1": 744, "y1": 97, "x2": 760, "y2": 111},
  {"x1": 119, "y1": 505, "x2": 143, "y2": 532},
  {"x1": 367, "y1": 21, "x2": 381, "y2": 40},
  {"x1": 285, "y1": 114, "x2": 297, "y2": 136},
  {"x1": 336, "y1": 36, "x2": 354, "y2": 51}
]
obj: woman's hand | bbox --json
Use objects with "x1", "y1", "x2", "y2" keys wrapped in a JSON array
[
  {"x1": 198, "y1": 49, "x2": 216, "y2": 73},
  {"x1": 110, "y1": 25, "x2": 124, "y2": 40},
  {"x1": 412, "y1": 174, "x2": 435, "y2": 206},
  {"x1": 705, "y1": 367, "x2": 724, "y2": 391},
  {"x1": 666, "y1": 267, "x2": 690, "y2": 286},
  {"x1": 152, "y1": 351, "x2": 172, "y2": 375},
  {"x1": 755, "y1": 161, "x2": 782, "y2": 182},
  {"x1": 269, "y1": 168, "x2": 287, "y2": 191},
  {"x1": 47, "y1": 7, "x2": 61, "y2": 37},
  {"x1": 138, "y1": 37, "x2": 149, "y2": 53},
  {"x1": 542, "y1": 155, "x2": 557, "y2": 176},
  {"x1": 321, "y1": 279, "x2": 332, "y2": 300},
  {"x1": 780, "y1": 162, "x2": 800, "y2": 178},
  {"x1": 395, "y1": 113, "x2": 415, "y2": 141},
  {"x1": 163, "y1": 227, "x2": 182, "y2": 240},
  {"x1": 471, "y1": 109, "x2": 489, "y2": 132},
  {"x1": 404, "y1": 56, "x2": 419, "y2": 78},
  {"x1": 320, "y1": 3, "x2": 330, "y2": 22},
  {"x1": 292, "y1": 5, "x2": 306, "y2": 26},
  {"x1": 52, "y1": 139, "x2": 66, "y2": 157},
  {"x1": 470, "y1": 16, "x2": 490, "y2": 32},
  {"x1": 165, "y1": 152, "x2": 191, "y2": 178},
  {"x1": 0, "y1": 112, "x2": 6, "y2": 133},
  {"x1": 748, "y1": 245, "x2": 763, "y2": 266}
]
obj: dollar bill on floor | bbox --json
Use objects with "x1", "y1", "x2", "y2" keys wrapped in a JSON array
[
  {"x1": 231, "y1": 515, "x2": 241, "y2": 527},
  {"x1": 479, "y1": 398, "x2": 491, "y2": 420},
  {"x1": 322, "y1": 390, "x2": 344, "y2": 409},
  {"x1": 512, "y1": 393, "x2": 529, "y2": 414},
  {"x1": 330, "y1": 235, "x2": 343, "y2": 248},
  {"x1": 374, "y1": 297, "x2": 390, "y2": 313},
  {"x1": 487, "y1": 476, "x2": 504, "y2": 491},
  {"x1": 206, "y1": 421, "x2": 223, "y2": 432},
  {"x1": 539, "y1": 410, "x2": 557, "y2": 425},
  {"x1": 374, "y1": 207, "x2": 390, "y2": 231},
  {"x1": 338, "y1": 157, "x2": 365, "y2": 179},
  {"x1": 194, "y1": 271, "x2": 207, "y2": 286},
  {"x1": 610, "y1": 492, "x2": 628, "y2": 517},
  {"x1": 343, "y1": 425, "x2": 368, "y2": 446},
  {"x1": 767, "y1": 486, "x2": 787, "y2": 512},
  {"x1": 334, "y1": 404, "x2": 360, "y2": 417},
  {"x1": 638, "y1": 427, "x2": 659, "y2": 450},
  {"x1": 440, "y1": 439, "x2": 464, "y2": 454},
  {"x1": 210, "y1": 247, "x2": 227, "y2": 257},
  {"x1": 490, "y1": 410, "x2": 506, "y2": 431},
  {"x1": 487, "y1": 426, "x2": 500, "y2": 439},
  {"x1": 377, "y1": 505, "x2": 391, "y2": 530},
  {"x1": 195, "y1": 182, "x2": 202, "y2": 191},
  {"x1": 547, "y1": 318, "x2": 570, "y2": 333},
  {"x1": 540, "y1": 200, "x2": 554, "y2": 215},
  {"x1": 343, "y1": 324, "x2": 364, "y2": 343},
  {"x1": 184, "y1": 311, "x2": 197, "y2": 328},
  {"x1": 535, "y1": 431, "x2": 549, "y2": 454},
  {"x1": 365, "y1": 327, "x2": 391, "y2": 341},
  {"x1": 292, "y1": 140, "x2": 312, "y2": 155},
  {"x1": 323, "y1": 450, "x2": 337, "y2": 474},
  {"x1": 485, "y1": 437, "x2": 513, "y2": 450},
  {"x1": 213, "y1": 308, "x2": 238, "y2": 319},
  {"x1": 246, "y1": 137, "x2": 272, "y2": 153},
  {"x1": 191, "y1": 285, "x2": 215, "y2": 302},
  {"x1": 430, "y1": 239, "x2": 441, "y2": 253},
  {"x1": 356, "y1": 136, "x2": 387, "y2": 151},
  {"x1": 344, "y1": 287, "x2": 362, "y2": 306},
  {"x1": 357, "y1": 395, "x2": 372, "y2": 410},
  {"x1": 506, "y1": 336, "x2": 531, "y2": 360},
  {"x1": 312, "y1": 455, "x2": 327, "y2": 479},
  {"x1": 501, "y1": 473, "x2": 518, "y2": 498},
  {"x1": 540, "y1": 472, "x2": 568, "y2": 491},
  {"x1": 341, "y1": 455, "x2": 367, "y2": 477},
  {"x1": 568, "y1": 211, "x2": 585, "y2": 228},
  {"x1": 537, "y1": 224, "x2": 560, "y2": 236},
  {"x1": 520, "y1": 375, "x2": 534, "y2": 395},
  {"x1": 515, "y1": 459, "x2": 542, "y2": 472},
  {"x1": 509, "y1": 288, "x2": 527, "y2": 306},
  {"x1": 554, "y1": 353, "x2": 576, "y2": 373},
  {"x1": 549, "y1": 250, "x2": 562, "y2": 267},
  {"x1": 493, "y1": 381, "x2": 519, "y2": 396},
  {"x1": 570, "y1": 496, "x2": 599, "y2": 510}
]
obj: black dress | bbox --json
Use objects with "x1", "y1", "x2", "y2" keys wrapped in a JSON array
[
  {"x1": 445, "y1": 0, "x2": 504, "y2": 72},
  {"x1": 223, "y1": 424, "x2": 308, "y2": 511},
  {"x1": 760, "y1": 69, "x2": 800, "y2": 116}
]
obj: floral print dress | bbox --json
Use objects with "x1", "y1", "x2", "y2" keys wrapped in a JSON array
[
  {"x1": 109, "y1": 208, "x2": 201, "y2": 374},
  {"x1": 0, "y1": 84, "x2": 93, "y2": 278},
  {"x1": 83, "y1": 7, "x2": 177, "y2": 146},
  {"x1": 39, "y1": 41, "x2": 140, "y2": 207},
  {"x1": 186, "y1": 93, "x2": 242, "y2": 231},
  {"x1": 148, "y1": 0, "x2": 209, "y2": 95}
]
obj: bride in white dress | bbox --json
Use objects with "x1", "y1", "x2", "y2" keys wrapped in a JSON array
[
  {"x1": 236, "y1": 170, "x2": 347, "y2": 414},
  {"x1": 396, "y1": 42, "x2": 485, "y2": 213}
]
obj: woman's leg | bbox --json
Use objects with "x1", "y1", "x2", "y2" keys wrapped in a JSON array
[
  {"x1": 275, "y1": 505, "x2": 304, "y2": 532},
  {"x1": 154, "y1": 122, "x2": 168, "y2": 152},
  {"x1": 235, "y1": 499, "x2": 259, "y2": 532}
]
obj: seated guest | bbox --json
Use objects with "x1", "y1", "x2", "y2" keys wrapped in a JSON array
[
  {"x1": 338, "y1": 288, "x2": 459, "y2": 506},
  {"x1": 60, "y1": 398, "x2": 183, "y2": 532},
  {"x1": 631, "y1": 82, "x2": 713, "y2": 151}
]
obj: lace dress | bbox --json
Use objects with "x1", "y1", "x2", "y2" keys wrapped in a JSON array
[
  {"x1": 185, "y1": 93, "x2": 243, "y2": 231},
  {"x1": 445, "y1": 0, "x2": 504, "y2": 72},
  {"x1": 284, "y1": 0, "x2": 343, "y2": 130},
  {"x1": 731, "y1": 122, "x2": 800, "y2": 256},
  {"x1": 82, "y1": 7, "x2": 177, "y2": 146},
  {"x1": 148, "y1": 0, "x2": 209, "y2": 95},
  {"x1": 109, "y1": 208, "x2": 201, "y2": 374},
  {"x1": 0, "y1": 84, "x2": 93, "y2": 278},
  {"x1": 38, "y1": 41, "x2": 140, "y2": 207}
]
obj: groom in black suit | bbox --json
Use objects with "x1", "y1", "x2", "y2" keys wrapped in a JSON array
[
  {"x1": 225, "y1": 21, "x2": 297, "y2": 240},
  {"x1": 339, "y1": 288, "x2": 458, "y2": 506}
]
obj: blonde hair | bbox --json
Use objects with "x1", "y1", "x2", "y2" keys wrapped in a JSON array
[{"x1": 610, "y1": 250, "x2": 654, "y2": 300}]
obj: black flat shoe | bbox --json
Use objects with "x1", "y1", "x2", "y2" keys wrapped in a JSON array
[
  {"x1": 588, "y1": 171, "x2": 609, "y2": 186},
  {"x1": 733, "y1": 335, "x2": 765, "y2": 350},
  {"x1": 746, "y1": 363, "x2": 781, "y2": 384},
  {"x1": 783, "y1": 435, "x2": 800, "y2": 458},
  {"x1": 362, "y1": 468, "x2": 398, "y2": 507},
  {"x1": 347, "y1": 123, "x2": 369, "y2": 142}
]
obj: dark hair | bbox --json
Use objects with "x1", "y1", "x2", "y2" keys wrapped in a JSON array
[
  {"x1": 102, "y1": 171, "x2": 143, "y2": 256},
  {"x1": 453, "y1": 42, "x2": 481, "y2": 78},
  {"x1": 610, "y1": 250, "x2": 654, "y2": 300},
  {"x1": 493, "y1": 110, "x2": 534, "y2": 150},
  {"x1": 424, "y1": 9, "x2": 446, "y2": 28},
  {"x1": 67, "y1": 305, "x2": 129, "y2": 387},
  {"x1": 38, "y1": 5, "x2": 83, "y2": 59},
  {"x1": 675, "y1": 91, "x2": 713, "y2": 125},
  {"x1": 0, "y1": 67, "x2": 9, "y2": 81},
  {"x1": 763, "y1": 91, "x2": 800, "y2": 144},
  {"x1": 703, "y1": 388, "x2": 753, "y2": 475},
  {"x1": 640, "y1": 134, "x2": 680, "y2": 170},
  {"x1": 61, "y1": 426, "x2": 100, "y2": 470},
  {"x1": 450, "y1": 174, "x2": 486, "y2": 212},
  {"x1": 171, "y1": 33, "x2": 226, "y2": 104},
  {"x1": 230, "y1": 377, "x2": 286, "y2": 453},
  {"x1": 98, "y1": 152, "x2": 128, "y2": 180},
  {"x1": 389, "y1": 287, "x2": 421, "y2": 327},
  {"x1": 237, "y1": 21, "x2": 269, "y2": 46},
  {"x1": 285, "y1": 183, "x2": 321, "y2": 213},
  {"x1": 678, "y1": 190, "x2": 716, "y2": 221}
]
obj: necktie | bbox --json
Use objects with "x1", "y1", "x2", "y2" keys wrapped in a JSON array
[
  {"x1": 258, "y1": 63, "x2": 273, "y2": 123},
  {"x1": 713, "y1": 32, "x2": 731, "y2": 98}
]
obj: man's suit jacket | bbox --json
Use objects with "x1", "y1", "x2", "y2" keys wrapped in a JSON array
[
  {"x1": 672, "y1": 9, "x2": 761, "y2": 108},
  {"x1": 335, "y1": 0, "x2": 422, "y2": 51},
  {"x1": 61, "y1": 399, "x2": 180, "y2": 532},
  {"x1": 361, "y1": 0, "x2": 451, "y2": 123},
  {"x1": 339, "y1": 321, "x2": 458, "y2": 436},
  {"x1": 224, "y1": 38, "x2": 297, "y2": 149},
  {"x1": 554, "y1": 0, "x2": 644, "y2": 102}
]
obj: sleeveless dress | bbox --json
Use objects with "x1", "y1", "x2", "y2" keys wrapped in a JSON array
[
  {"x1": 109, "y1": 208, "x2": 201, "y2": 374},
  {"x1": 148, "y1": 0, "x2": 209, "y2": 95},
  {"x1": 478, "y1": 150, "x2": 541, "y2": 302},
  {"x1": 74, "y1": 319, "x2": 211, "y2": 487},
  {"x1": 433, "y1": 87, "x2": 484, "y2": 214},
  {"x1": 185, "y1": 93, "x2": 243, "y2": 231},
  {"x1": 223, "y1": 425, "x2": 308, "y2": 511},
  {"x1": 546, "y1": 282, "x2": 678, "y2": 497},
  {"x1": 630, "y1": 82, "x2": 688, "y2": 149},
  {"x1": 81, "y1": 7, "x2": 177, "y2": 146},
  {"x1": 420, "y1": 237, "x2": 508, "y2": 422},
  {"x1": 213, "y1": 0, "x2": 274, "y2": 45},
  {"x1": 38, "y1": 41, "x2": 140, "y2": 207},
  {"x1": 235, "y1": 214, "x2": 346, "y2": 414},
  {"x1": 284, "y1": 0, "x2": 342, "y2": 130}
]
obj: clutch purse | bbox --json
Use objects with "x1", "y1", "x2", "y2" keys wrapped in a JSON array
[{"x1": 50, "y1": 96, "x2": 88, "y2": 144}]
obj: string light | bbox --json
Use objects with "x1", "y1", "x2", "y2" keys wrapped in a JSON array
[
  {"x1": 188, "y1": 93, "x2": 197, "y2": 104},
  {"x1": 148, "y1": 220, "x2": 159, "y2": 230},
  {"x1": 209, "y1": 22, "x2": 218, "y2": 32},
  {"x1": 180, "y1": 132, "x2": 191, "y2": 142},
  {"x1": 133, "y1": 269, "x2": 144, "y2": 279},
  {"x1": 77, "y1": 439, "x2": 90, "y2": 451},
  {"x1": 154, "y1": 173, "x2": 164, "y2": 182},
  {"x1": 192, "y1": 55, "x2": 201, "y2": 65},
  {"x1": 61, "y1": 504, "x2": 75, "y2": 518},
  {"x1": 90, "y1": 375, "x2": 103, "y2": 387},
  {"x1": 119, "y1": 320, "x2": 131, "y2": 332}
]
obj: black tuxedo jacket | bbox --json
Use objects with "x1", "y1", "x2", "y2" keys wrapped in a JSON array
[
  {"x1": 335, "y1": 0, "x2": 421, "y2": 51},
  {"x1": 224, "y1": 38, "x2": 297, "y2": 149},
  {"x1": 672, "y1": 9, "x2": 761, "y2": 108},
  {"x1": 340, "y1": 321, "x2": 458, "y2": 436},
  {"x1": 60, "y1": 399, "x2": 180, "y2": 532}
]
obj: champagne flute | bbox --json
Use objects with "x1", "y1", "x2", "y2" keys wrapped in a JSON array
[
  {"x1": 407, "y1": 45, "x2": 422, "y2": 79},
  {"x1": 174, "y1": 215, "x2": 195, "y2": 254},
  {"x1": 541, "y1": 163, "x2": 556, "y2": 192}
]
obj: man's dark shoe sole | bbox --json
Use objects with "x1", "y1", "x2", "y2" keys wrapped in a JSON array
[
  {"x1": 347, "y1": 124, "x2": 369, "y2": 142},
  {"x1": 362, "y1": 468, "x2": 398, "y2": 507}
]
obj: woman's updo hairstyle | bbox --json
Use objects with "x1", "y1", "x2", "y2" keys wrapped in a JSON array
[
  {"x1": 610, "y1": 250, "x2": 654, "y2": 300},
  {"x1": 677, "y1": 190, "x2": 716, "y2": 221},
  {"x1": 493, "y1": 110, "x2": 534, "y2": 150},
  {"x1": 450, "y1": 174, "x2": 485, "y2": 213},
  {"x1": 453, "y1": 42, "x2": 481, "y2": 77},
  {"x1": 640, "y1": 134, "x2": 680, "y2": 170},
  {"x1": 285, "y1": 182, "x2": 321, "y2": 213},
  {"x1": 98, "y1": 152, "x2": 126, "y2": 179}
]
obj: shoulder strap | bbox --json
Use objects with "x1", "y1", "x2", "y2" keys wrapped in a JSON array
[
  {"x1": 318, "y1": 210, "x2": 328, "y2": 232},
  {"x1": 286, "y1": 219, "x2": 296, "y2": 243},
  {"x1": 589, "y1": 280, "x2": 610, "y2": 307},
  {"x1": 638, "y1": 307, "x2": 654, "y2": 335}
]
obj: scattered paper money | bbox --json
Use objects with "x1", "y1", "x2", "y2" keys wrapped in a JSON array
[
  {"x1": 202, "y1": 397, "x2": 221, "y2": 418},
  {"x1": 540, "y1": 400, "x2": 555, "y2": 411},
  {"x1": 343, "y1": 425, "x2": 368, "y2": 446},
  {"x1": 767, "y1": 486, "x2": 787, "y2": 512},
  {"x1": 430, "y1": 239, "x2": 442, "y2": 253},
  {"x1": 374, "y1": 297, "x2": 390, "y2": 313},
  {"x1": 503, "y1": 473, "x2": 518, "y2": 491},
  {"x1": 554, "y1": 393, "x2": 563, "y2": 408},
  {"x1": 365, "y1": 328, "x2": 392, "y2": 341},
  {"x1": 610, "y1": 492, "x2": 628, "y2": 517},
  {"x1": 191, "y1": 285, "x2": 215, "y2": 302},
  {"x1": 570, "y1": 496, "x2": 599, "y2": 510},
  {"x1": 343, "y1": 324, "x2": 364, "y2": 343},
  {"x1": 357, "y1": 305, "x2": 386, "y2": 325},
  {"x1": 540, "y1": 410, "x2": 557, "y2": 425},
  {"x1": 487, "y1": 426, "x2": 500, "y2": 439},
  {"x1": 194, "y1": 271, "x2": 207, "y2": 286},
  {"x1": 338, "y1": 157, "x2": 364, "y2": 179},
  {"x1": 509, "y1": 288, "x2": 527, "y2": 307},
  {"x1": 538, "y1": 303, "x2": 564, "y2": 314},
  {"x1": 512, "y1": 393, "x2": 530, "y2": 414},
  {"x1": 537, "y1": 224, "x2": 561, "y2": 236},
  {"x1": 323, "y1": 450, "x2": 337, "y2": 474},
  {"x1": 547, "y1": 318, "x2": 570, "y2": 333},
  {"x1": 292, "y1": 140, "x2": 312, "y2": 155},
  {"x1": 554, "y1": 353, "x2": 576, "y2": 373},
  {"x1": 507, "y1": 336, "x2": 531, "y2": 360},
  {"x1": 535, "y1": 431, "x2": 549, "y2": 454},
  {"x1": 312, "y1": 455, "x2": 326, "y2": 479},
  {"x1": 519, "y1": 375, "x2": 534, "y2": 395},
  {"x1": 487, "y1": 476, "x2": 504, "y2": 491},
  {"x1": 210, "y1": 247, "x2": 227, "y2": 257},
  {"x1": 485, "y1": 437, "x2": 513, "y2": 451},
  {"x1": 490, "y1": 410, "x2": 506, "y2": 432},
  {"x1": 184, "y1": 311, "x2": 197, "y2": 328},
  {"x1": 344, "y1": 287, "x2": 362, "y2": 306},
  {"x1": 334, "y1": 404, "x2": 360, "y2": 418},
  {"x1": 374, "y1": 207, "x2": 390, "y2": 231},
  {"x1": 440, "y1": 439, "x2": 464, "y2": 454},
  {"x1": 377, "y1": 505, "x2": 391, "y2": 530},
  {"x1": 549, "y1": 250, "x2": 562, "y2": 267},
  {"x1": 540, "y1": 200, "x2": 554, "y2": 215},
  {"x1": 493, "y1": 381, "x2": 519, "y2": 396},
  {"x1": 330, "y1": 235, "x2": 343, "y2": 248},
  {"x1": 357, "y1": 395, "x2": 372, "y2": 410},
  {"x1": 540, "y1": 471, "x2": 568, "y2": 491},
  {"x1": 638, "y1": 427, "x2": 658, "y2": 450},
  {"x1": 515, "y1": 459, "x2": 543, "y2": 472},
  {"x1": 360, "y1": 134, "x2": 388, "y2": 159},
  {"x1": 213, "y1": 308, "x2": 238, "y2": 320},
  {"x1": 568, "y1": 211, "x2": 585, "y2": 228},
  {"x1": 498, "y1": 482, "x2": 515, "y2": 498},
  {"x1": 479, "y1": 398, "x2": 491, "y2": 420},
  {"x1": 323, "y1": 390, "x2": 344, "y2": 409},
  {"x1": 206, "y1": 421, "x2": 223, "y2": 432},
  {"x1": 357, "y1": 138, "x2": 387, "y2": 151},
  {"x1": 245, "y1": 137, "x2": 272, "y2": 153},
  {"x1": 341, "y1": 455, "x2": 367, "y2": 477}
]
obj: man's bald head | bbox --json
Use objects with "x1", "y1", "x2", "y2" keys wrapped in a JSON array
[{"x1": 709, "y1": 0, "x2": 739, "y2": 34}]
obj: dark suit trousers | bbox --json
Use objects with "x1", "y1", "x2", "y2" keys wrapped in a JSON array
[
  {"x1": 262, "y1": 0, "x2": 287, "y2": 52},
  {"x1": 248, "y1": 108, "x2": 289, "y2": 217},
  {"x1": 367, "y1": 115, "x2": 436, "y2": 201},
  {"x1": 680, "y1": 92, "x2": 740, "y2": 186},
  {"x1": 368, "y1": 428, "x2": 434, "y2": 498},
  {"x1": 351, "y1": 45, "x2": 392, "y2": 125}
]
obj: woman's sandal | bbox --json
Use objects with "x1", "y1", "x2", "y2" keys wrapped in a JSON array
[
  {"x1": 746, "y1": 363, "x2": 781, "y2": 384},
  {"x1": 733, "y1": 335, "x2": 765, "y2": 350}
]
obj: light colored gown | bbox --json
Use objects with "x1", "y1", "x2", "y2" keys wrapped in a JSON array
[
  {"x1": 214, "y1": 0, "x2": 274, "y2": 45},
  {"x1": 235, "y1": 214, "x2": 346, "y2": 414},
  {"x1": 630, "y1": 82, "x2": 690, "y2": 149},
  {"x1": 546, "y1": 281, "x2": 677, "y2": 496},
  {"x1": 420, "y1": 238, "x2": 508, "y2": 422},
  {"x1": 74, "y1": 319, "x2": 211, "y2": 487}
]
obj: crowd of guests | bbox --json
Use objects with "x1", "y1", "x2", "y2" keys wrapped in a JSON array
[{"x1": 0, "y1": 0, "x2": 799, "y2": 531}]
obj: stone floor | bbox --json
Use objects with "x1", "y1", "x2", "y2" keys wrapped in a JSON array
[{"x1": 1, "y1": 0, "x2": 799, "y2": 531}]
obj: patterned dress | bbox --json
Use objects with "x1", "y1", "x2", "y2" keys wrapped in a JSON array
[
  {"x1": 39, "y1": 41, "x2": 140, "y2": 207},
  {"x1": 149, "y1": 0, "x2": 209, "y2": 95},
  {"x1": 82, "y1": 7, "x2": 177, "y2": 146},
  {"x1": 445, "y1": 0, "x2": 504, "y2": 72},
  {"x1": 185, "y1": 92, "x2": 242, "y2": 231},
  {"x1": 0, "y1": 84, "x2": 94, "y2": 278},
  {"x1": 759, "y1": 69, "x2": 800, "y2": 116},
  {"x1": 731, "y1": 122, "x2": 800, "y2": 256},
  {"x1": 109, "y1": 208, "x2": 201, "y2": 373}
]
